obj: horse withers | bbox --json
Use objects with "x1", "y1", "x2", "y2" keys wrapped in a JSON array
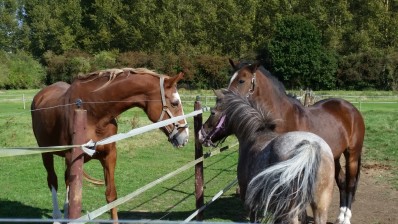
[
  {"x1": 31, "y1": 68, "x2": 189, "y2": 221},
  {"x1": 227, "y1": 60, "x2": 364, "y2": 224},
  {"x1": 199, "y1": 89, "x2": 334, "y2": 224}
]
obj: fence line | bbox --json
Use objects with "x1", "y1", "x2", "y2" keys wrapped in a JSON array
[
  {"x1": 183, "y1": 178, "x2": 239, "y2": 223},
  {"x1": 0, "y1": 109, "x2": 205, "y2": 157},
  {"x1": 0, "y1": 98, "x2": 240, "y2": 223},
  {"x1": 74, "y1": 142, "x2": 239, "y2": 222}
]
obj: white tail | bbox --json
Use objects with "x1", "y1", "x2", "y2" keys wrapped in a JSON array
[{"x1": 245, "y1": 140, "x2": 321, "y2": 223}]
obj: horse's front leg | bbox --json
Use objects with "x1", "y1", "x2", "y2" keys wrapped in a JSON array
[
  {"x1": 63, "y1": 150, "x2": 72, "y2": 219},
  {"x1": 100, "y1": 143, "x2": 119, "y2": 222},
  {"x1": 42, "y1": 153, "x2": 63, "y2": 220}
]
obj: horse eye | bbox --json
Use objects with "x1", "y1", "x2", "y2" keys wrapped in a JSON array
[
  {"x1": 239, "y1": 79, "x2": 245, "y2": 84},
  {"x1": 171, "y1": 100, "x2": 179, "y2": 107}
]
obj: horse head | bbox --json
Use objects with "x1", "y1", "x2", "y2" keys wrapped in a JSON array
[
  {"x1": 198, "y1": 89, "x2": 231, "y2": 147},
  {"x1": 228, "y1": 59, "x2": 260, "y2": 96},
  {"x1": 146, "y1": 72, "x2": 189, "y2": 148}
]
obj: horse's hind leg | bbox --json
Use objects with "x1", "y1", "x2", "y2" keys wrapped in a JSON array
[
  {"x1": 334, "y1": 157, "x2": 348, "y2": 224},
  {"x1": 335, "y1": 149, "x2": 360, "y2": 224},
  {"x1": 42, "y1": 153, "x2": 62, "y2": 219},
  {"x1": 340, "y1": 150, "x2": 361, "y2": 224}
]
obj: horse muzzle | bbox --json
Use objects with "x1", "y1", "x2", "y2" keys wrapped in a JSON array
[
  {"x1": 198, "y1": 128, "x2": 215, "y2": 147},
  {"x1": 169, "y1": 124, "x2": 189, "y2": 148}
]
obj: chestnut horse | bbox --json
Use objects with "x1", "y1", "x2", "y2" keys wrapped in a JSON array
[
  {"x1": 31, "y1": 68, "x2": 189, "y2": 221},
  {"x1": 227, "y1": 60, "x2": 365, "y2": 224},
  {"x1": 199, "y1": 90, "x2": 334, "y2": 223}
]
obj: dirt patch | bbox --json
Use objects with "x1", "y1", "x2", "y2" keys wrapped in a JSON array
[{"x1": 326, "y1": 165, "x2": 398, "y2": 224}]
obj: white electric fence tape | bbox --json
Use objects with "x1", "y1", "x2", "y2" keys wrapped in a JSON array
[{"x1": 0, "y1": 109, "x2": 207, "y2": 157}]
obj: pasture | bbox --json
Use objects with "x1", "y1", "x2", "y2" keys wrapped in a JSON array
[{"x1": 0, "y1": 89, "x2": 397, "y2": 223}]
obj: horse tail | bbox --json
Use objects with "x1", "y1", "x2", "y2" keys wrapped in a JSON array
[
  {"x1": 83, "y1": 171, "x2": 104, "y2": 185},
  {"x1": 245, "y1": 139, "x2": 322, "y2": 223}
]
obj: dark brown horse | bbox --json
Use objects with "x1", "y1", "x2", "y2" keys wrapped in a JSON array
[
  {"x1": 31, "y1": 68, "x2": 189, "y2": 221},
  {"x1": 226, "y1": 60, "x2": 365, "y2": 224}
]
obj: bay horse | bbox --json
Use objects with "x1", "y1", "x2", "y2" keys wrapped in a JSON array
[
  {"x1": 227, "y1": 60, "x2": 365, "y2": 224},
  {"x1": 199, "y1": 89, "x2": 334, "y2": 223},
  {"x1": 31, "y1": 68, "x2": 189, "y2": 221}
]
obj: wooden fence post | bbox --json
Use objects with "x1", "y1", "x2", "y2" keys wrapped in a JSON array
[
  {"x1": 69, "y1": 107, "x2": 87, "y2": 219},
  {"x1": 194, "y1": 96, "x2": 204, "y2": 221}
]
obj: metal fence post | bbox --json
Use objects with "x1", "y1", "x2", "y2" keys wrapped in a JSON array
[
  {"x1": 194, "y1": 96, "x2": 204, "y2": 221},
  {"x1": 69, "y1": 107, "x2": 87, "y2": 219}
]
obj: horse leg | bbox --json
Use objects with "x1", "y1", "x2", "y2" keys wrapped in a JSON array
[
  {"x1": 334, "y1": 157, "x2": 347, "y2": 224},
  {"x1": 340, "y1": 151, "x2": 361, "y2": 224},
  {"x1": 311, "y1": 185, "x2": 333, "y2": 224},
  {"x1": 100, "y1": 145, "x2": 119, "y2": 222},
  {"x1": 42, "y1": 153, "x2": 62, "y2": 220},
  {"x1": 63, "y1": 151, "x2": 72, "y2": 219}
]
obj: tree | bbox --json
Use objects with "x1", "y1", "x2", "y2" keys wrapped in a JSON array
[
  {"x1": 23, "y1": 0, "x2": 83, "y2": 57},
  {"x1": 0, "y1": 0, "x2": 18, "y2": 52},
  {"x1": 266, "y1": 15, "x2": 337, "y2": 89}
]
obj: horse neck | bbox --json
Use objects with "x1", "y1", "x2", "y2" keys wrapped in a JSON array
[
  {"x1": 76, "y1": 74, "x2": 161, "y2": 119},
  {"x1": 254, "y1": 73, "x2": 298, "y2": 118},
  {"x1": 232, "y1": 121, "x2": 275, "y2": 157}
]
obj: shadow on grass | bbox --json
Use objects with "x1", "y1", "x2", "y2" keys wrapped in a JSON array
[
  {"x1": 119, "y1": 196, "x2": 248, "y2": 223},
  {"x1": 0, "y1": 200, "x2": 52, "y2": 218}
]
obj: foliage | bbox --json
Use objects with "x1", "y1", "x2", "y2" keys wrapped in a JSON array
[
  {"x1": 0, "y1": 50, "x2": 45, "y2": 89},
  {"x1": 265, "y1": 15, "x2": 337, "y2": 90},
  {"x1": 0, "y1": 0, "x2": 398, "y2": 90},
  {"x1": 337, "y1": 50, "x2": 398, "y2": 90},
  {"x1": 43, "y1": 49, "x2": 91, "y2": 84}
]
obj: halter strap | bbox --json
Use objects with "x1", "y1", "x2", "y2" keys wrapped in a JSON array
[
  {"x1": 248, "y1": 72, "x2": 256, "y2": 96},
  {"x1": 201, "y1": 115, "x2": 226, "y2": 147},
  {"x1": 157, "y1": 76, "x2": 188, "y2": 140}
]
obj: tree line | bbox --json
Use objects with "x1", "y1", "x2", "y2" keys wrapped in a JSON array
[{"x1": 1, "y1": 0, "x2": 398, "y2": 90}]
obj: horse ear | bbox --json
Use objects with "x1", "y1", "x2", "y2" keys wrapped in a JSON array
[
  {"x1": 213, "y1": 89, "x2": 224, "y2": 98},
  {"x1": 229, "y1": 58, "x2": 237, "y2": 70},
  {"x1": 251, "y1": 62, "x2": 260, "y2": 73},
  {"x1": 168, "y1": 72, "x2": 184, "y2": 87}
]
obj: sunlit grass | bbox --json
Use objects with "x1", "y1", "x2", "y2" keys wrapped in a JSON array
[{"x1": 0, "y1": 89, "x2": 397, "y2": 221}]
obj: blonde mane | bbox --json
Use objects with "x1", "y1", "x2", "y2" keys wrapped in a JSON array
[{"x1": 78, "y1": 68, "x2": 167, "y2": 91}]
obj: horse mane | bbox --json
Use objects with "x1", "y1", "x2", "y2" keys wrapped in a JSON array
[
  {"x1": 221, "y1": 89, "x2": 276, "y2": 141},
  {"x1": 77, "y1": 67, "x2": 165, "y2": 91},
  {"x1": 78, "y1": 67, "x2": 163, "y2": 80}
]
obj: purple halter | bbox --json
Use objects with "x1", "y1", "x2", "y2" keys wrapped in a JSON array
[{"x1": 201, "y1": 114, "x2": 226, "y2": 147}]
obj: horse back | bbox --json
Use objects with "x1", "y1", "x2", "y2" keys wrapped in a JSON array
[
  {"x1": 31, "y1": 82, "x2": 71, "y2": 147},
  {"x1": 304, "y1": 98, "x2": 365, "y2": 158}
]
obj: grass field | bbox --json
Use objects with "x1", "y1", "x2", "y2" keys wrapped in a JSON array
[{"x1": 0, "y1": 89, "x2": 397, "y2": 222}]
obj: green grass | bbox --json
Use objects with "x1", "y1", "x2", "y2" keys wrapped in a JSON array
[{"x1": 0, "y1": 89, "x2": 397, "y2": 222}]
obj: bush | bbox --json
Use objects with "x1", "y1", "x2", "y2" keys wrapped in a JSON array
[
  {"x1": 337, "y1": 50, "x2": 398, "y2": 90},
  {"x1": 42, "y1": 50, "x2": 233, "y2": 89},
  {"x1": 265, "y1": 15, "x2": 337, "y2": 90},
  {"x1": 0, "y1": 50, "x2": 45, "y2": 89},
  {"x1": 44, "y1": 49, "x2": 92, "y2": 84},
  {"x1": 92, "y1": 51, "x2": 118, "y2": 70}
]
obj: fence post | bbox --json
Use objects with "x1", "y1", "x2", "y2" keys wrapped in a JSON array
[
  {"x1": 22, "y1": 94, "x2": 26, "y2": 110},
  {"x1": 194, "y1": 96, "x2": 204, "y2": 221},
  {"x1": 69, "y1": 106, "x2": 87, "y2": 219}
]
